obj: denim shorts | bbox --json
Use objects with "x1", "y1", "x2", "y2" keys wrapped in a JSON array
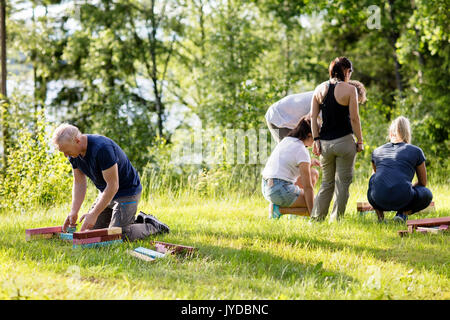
[{"x1": 261, "y1": 178, "x2": 301, "y2": 207}]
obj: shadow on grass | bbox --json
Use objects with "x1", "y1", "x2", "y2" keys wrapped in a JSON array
[
  {"x1": 0, "y1": 231, "x2": 360, "y2": 298},
  {"x1": 166, "y1": 216, "x2": 449, "y2": 279}
]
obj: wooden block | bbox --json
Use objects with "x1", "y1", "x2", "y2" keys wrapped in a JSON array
[
  {"x1": 153, "y1": 241, "x2": 197, "y2": 254},
  {"x1": 356, "y1": 202, "x2": 373, "y2": 212},
  {"x1": 416, "y1": 227, "x2": 443, "y2": 234},
  {"x1": 154, "y1": 243, "x2": 169, "y2": 254},
  {"x1": 73, "y1": 227, "x2": 122, "y2": 239},
  {"x1": 59, "y1": 233, "x2": 74, "y2": 240},
  {"x1": 73, "y1": 239, "x2": 123, "y2": 249},
  {"x1": 73, "y1": 236, "x2": 102, "y2": 245},
  {"x1": 439, "y1": 225, "x2": 449, "y2": 230},
  {"x1": 25, "y1": 233, "x2": 55, "y2": 241},
  {"x1": 279, "y1": 207, "x2": 309, "y2": 216},
  {"x1": 107, "y1": 227, "x2": 122, "y2": 235},
  {"x1": 25, "y1": 226, "x2": 62, "y2": 235},
  {"x1": 356, "y1": 202, "x2": 434, "y2": 214},
  {"x1": 406, "y1": 217, "x2": 450, "y2": 228},
  {"x1": 398, "y1": 230, "x2": 409, "y2": 237},
  {"x1": 134, "y1": 247, "x2": 166, "y2": 259},
  {"x1": 408, "y1": 225, "x2": 414, "y2": 233},
  {"x1": 127, "y1": 249, "x2": 155, "y2": 262},
  {"x1": 72, "y1": 234, "x2": 122, "y2": 245},
  {"x1": 66, "y1": 226, "x2": 77, "y2": 234}
]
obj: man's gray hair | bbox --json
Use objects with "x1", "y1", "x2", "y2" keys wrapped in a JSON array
[{"x1": 52, "y1": 123, "x2": 82, "y2": 146}]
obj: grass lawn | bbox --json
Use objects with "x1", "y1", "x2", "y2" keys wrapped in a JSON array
[{"x1": 0, "y1": 181, "x2": 449, "y2": 300}]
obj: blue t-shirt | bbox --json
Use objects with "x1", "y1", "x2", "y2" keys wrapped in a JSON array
[
  {"x1": 69, "y1": 134, "x2": 142, "y2": 199},
  {"x1": 369, "y1": 142, "x2": 425, "y2": 210}
]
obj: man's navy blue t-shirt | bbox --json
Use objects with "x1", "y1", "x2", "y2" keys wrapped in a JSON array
[
  {"x1": 69, "y1": 134, "x2": 142, "y2": 199},
  {"x1": 369, "y1": 142, "x2": 425, "y2": 210}
]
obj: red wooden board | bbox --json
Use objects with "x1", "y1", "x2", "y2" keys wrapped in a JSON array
[
  {"x1": 406, "y1": 217, "x2": 450, "y2": 228},
  {"x1": 153, "y1": 241, "x2": 196, "y2": 253},
  {"x1": 73, "y1": 228, "x2": 110, "y2": 239},
  {"x1": 25, "y1": 226, "x2": 62, "y2": 235},
  {"x1": 73, "y1": 234, "x2": 122, "y2": 245}
]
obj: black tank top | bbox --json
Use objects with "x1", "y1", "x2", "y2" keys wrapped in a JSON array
[{"x1": 319, "y1": 81, "x2": 353, "y2": 140}]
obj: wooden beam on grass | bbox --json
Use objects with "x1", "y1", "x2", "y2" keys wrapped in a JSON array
[
  {"x1": 279, "y1": 207, "x2": 309, "y2": 216},
  {"x1": 73, "y1": 227, "x2": 122, "y2": 239}
]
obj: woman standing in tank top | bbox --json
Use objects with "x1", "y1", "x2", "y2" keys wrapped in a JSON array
[{"x1": 310, "y1": 57, "x2": 364, "y2": 221}]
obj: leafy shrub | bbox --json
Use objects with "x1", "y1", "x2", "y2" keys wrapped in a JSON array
[{"x1": 0, "y1": 113, "x2": 72, "y2": 211}]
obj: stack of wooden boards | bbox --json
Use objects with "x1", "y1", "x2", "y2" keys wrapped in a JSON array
[
  {"x1": 128, "y1": 241, "x2": 197, "y2": 262},
  {"x1": 357, "y1": 201, "x2": 435, "y2": 215},
  {"x1": 72, "y1": 227, "x2": 122, "y2": 248},
  {"x1": 398, "y1": 217, "x2": 450, "y2": 237},
  {"x1": 25, "y1": 226, "x2": 123, "y2": 248}
]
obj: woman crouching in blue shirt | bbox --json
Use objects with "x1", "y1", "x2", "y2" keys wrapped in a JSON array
[
  {"x1": 262, "y1": 116, "x2": 319, "y2": 219},
  {"x1": 368, "y1": 116, "x2": 433, "y2": 222}
]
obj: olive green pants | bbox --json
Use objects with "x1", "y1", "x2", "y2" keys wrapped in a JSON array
[{"x1": 311, "y1": 134, "x2": 357, "y2": 221}]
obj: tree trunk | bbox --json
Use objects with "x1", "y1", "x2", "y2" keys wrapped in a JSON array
[{"x1": 0, "y1": 0, "x2": 7, "y2": 172}]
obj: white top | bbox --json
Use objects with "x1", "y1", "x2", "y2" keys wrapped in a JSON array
[
  {"x1": 265, "y1": 91, "x2": 316, "y2": 129},
  {"x1": 261, "y1": 137, "x2": 311, "y2": 183}
]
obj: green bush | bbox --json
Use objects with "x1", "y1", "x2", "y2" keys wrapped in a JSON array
[{"x1": 0, "y1": 113, "x2": 73, "y2": 212}]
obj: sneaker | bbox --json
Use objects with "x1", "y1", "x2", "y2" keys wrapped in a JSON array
[
  {"x1": 140, "y1": 211, "x2": 170, "y2": 233},
  {"x1": 393, "y1": 212, "x2": 408, "y2": 223},
  {"x1": 269, "y1": 204, "x2": 282, "y2": 220},
  {"x1": 135, "y1": 211, "x2": 147, "y2": 224}
]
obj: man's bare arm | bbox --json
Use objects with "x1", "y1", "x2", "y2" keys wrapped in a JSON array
[
  {"x1": 79, "y1": 163, "x2": 119, "y2": 231},
  {"x1": 63, "y1": 168, "x2": 87, "y2": 231}
]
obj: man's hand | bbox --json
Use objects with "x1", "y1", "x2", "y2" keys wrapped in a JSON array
[
  {"x1": 63, "y1": 213, "x2": 78, "y2": 232},
  {"x1": 79, "y1": 213, "x2": 98, "y2": 231}
]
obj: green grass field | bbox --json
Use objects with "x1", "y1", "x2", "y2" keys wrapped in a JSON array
[{"x1": 0, "y1": 181, "x2": 449, "y2": 300}]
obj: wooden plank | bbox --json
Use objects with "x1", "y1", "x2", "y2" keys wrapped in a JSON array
[
  {"x1": 439, "y1": 225, "x2": 448, "y2": 230},
  {"x1": 356, "y1": 202, "x2": 373, "y2": 212},
  {"x1": 25, "y1": 226, "x2": 62, "y2": 235},
  {"x1": 416, "y1": 227, "x2": 443, "y2": 234},
  {"x1": 134, "y1": 247, "x2": 166, "y2": 259},
  {"x1": 73, "y1": 236, "x2": 102, "y2": 245},
  {"x1": 279, "y1": 207, "x2": 309, "y2": 216},
  {"x1": 25, "y1": 233, "x2": 55, "y2": 241},
  {"x1": 398, "y1": 230, "x2": 409, "y2": 237},
  {"x1": 66, "y1": 226, "x2": 77, "y2": 234},
  {"x1": 406, "y1": 217, "x2": 450, "y2": 228},
  {"x1": 73, "y1": 227, "x2": 122, "y2": 239},
  {"x1": 73, "y1": 239, "x2": 123, "y2": 249},
  {"x1": 72, "y1": 234, "x2": 122, "y2": 245},
  {"x1": 153, "y1": 241, "x2": 197, "y2": 254},
  {"x1": 357, "y1": 201, "x2": 435, "y2": 213},
  {"x1": 107, "y1": 227, "x2": 122, "y2": 235},
  {"x1": 59, "y1": 233, "x2": 73, "y2": 240},
  {"x1": 127, "y1": 249, "x2": 155, "y2": 262}
]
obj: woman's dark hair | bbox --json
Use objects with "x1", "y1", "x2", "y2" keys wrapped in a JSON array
[
  {"x1": 329, "y1": 57, "x2": 353, "y2": 81},
  {"x1": 287, "y1": 116, "x2": 312, "y2": 141}
]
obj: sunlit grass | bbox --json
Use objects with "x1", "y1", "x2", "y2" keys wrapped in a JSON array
[{"x1": 0, "y1": 180, "x2": 448, "y2": 299}]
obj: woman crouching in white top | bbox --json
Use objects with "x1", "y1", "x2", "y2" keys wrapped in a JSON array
[{"x1": 261, "y1": 116, "x2": 316, "y2": 219}]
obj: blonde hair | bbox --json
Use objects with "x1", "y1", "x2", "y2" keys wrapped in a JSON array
[
  {"x1": 389, "y1": 116, "x2": 411, "y2": 144},
  {"x1": 348, "y1": 80, "x2": 367, "y2": 104},
  {"x1": 52, "y1": 123, "x2": 82, "y2": 146}
]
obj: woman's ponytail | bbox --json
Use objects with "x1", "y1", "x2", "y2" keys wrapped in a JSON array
[{"x1": 329, "y1": 57, "x2": 352, "y2": 81}]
